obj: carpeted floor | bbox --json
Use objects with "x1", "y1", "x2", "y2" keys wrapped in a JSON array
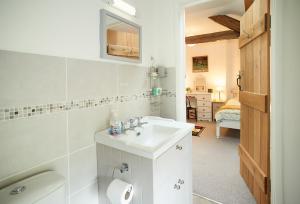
[{"x1": 192, "y1": 121, "x2": 256, "y2": 204}]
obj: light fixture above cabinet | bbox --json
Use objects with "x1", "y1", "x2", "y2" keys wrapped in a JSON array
[{"x1": 106, "y1": 0, "x2": 136, "y2": 16}]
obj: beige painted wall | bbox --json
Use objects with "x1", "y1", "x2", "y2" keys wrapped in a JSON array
[
  {"x1": 186, "y1": 39, "x2": 240, "y2": 100},
  {"x1": 0, "y1": 0, "x2": 155, "y2": 66},
  {"x1": 0, "y1": 1, "x2": 157, "y2": 204}
]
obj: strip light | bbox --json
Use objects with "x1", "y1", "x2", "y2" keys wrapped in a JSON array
[{"x1": 111, "y1": 0, "x2": 136, "y2": 16}]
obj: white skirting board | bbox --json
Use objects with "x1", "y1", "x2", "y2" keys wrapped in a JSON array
[{"x1": 216, "y1": 120, "x2": 240, "y2": 139}]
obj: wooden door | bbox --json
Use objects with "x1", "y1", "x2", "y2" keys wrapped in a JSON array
[{"x1": 238, "y1": 0, "x2": 271, "y2": 203}]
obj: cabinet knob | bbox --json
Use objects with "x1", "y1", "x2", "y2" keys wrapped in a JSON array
[
  {"x1": 178, "y1": 179, "x2": 184, "y2": 185},
  {"x1": 173, "y1": 184, "x2": 180, "y2": 190},
  {"x1": 176, "y1": 145, "x2": 183, "y2": 150}
]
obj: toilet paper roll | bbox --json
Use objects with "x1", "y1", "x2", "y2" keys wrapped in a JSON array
[{"x1": 106, "y1": 179, "x2": 133, "y2": 204}]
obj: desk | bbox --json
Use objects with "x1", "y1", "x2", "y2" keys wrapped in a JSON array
[{"x1": 187, "y1": 92, "x2": 212, "y2": 121}]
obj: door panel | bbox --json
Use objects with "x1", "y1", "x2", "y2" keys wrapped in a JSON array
[
  {"x1": 156, "y1": 136, "x2": 190, "y2": 204},
  {"x1": 239, "y1": 0, "x2": 270, "y2": 203}
]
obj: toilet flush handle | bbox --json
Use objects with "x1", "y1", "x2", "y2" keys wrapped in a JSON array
[{"x1": 10, "y1": 186, "x2": 26, "y2": 195}]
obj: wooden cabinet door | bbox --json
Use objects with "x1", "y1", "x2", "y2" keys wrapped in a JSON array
[{"x1": 239, "y1": 0, "x2": 271, "y2": 203}]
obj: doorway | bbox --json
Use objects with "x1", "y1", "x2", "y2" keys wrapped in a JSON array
[{"x1": 179, "y1": 0, "x2": 271, "y2": 203}]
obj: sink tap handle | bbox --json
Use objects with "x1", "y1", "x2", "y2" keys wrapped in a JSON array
[
  {"x1": 121, "y1": 121, "x2": 131, "y2": 132},
  {"x1": 120, "y1": 121, "x2": 125, "y2": 133},
  {"x1": 137, "y1": 116, "x2": 148, "y2": 127},
  {"x1": 137, "y1": 116, "x2": 145, "y2": 125},
  {"x1": 129, "y1": 118, "x2": 136, "y2": 128}
]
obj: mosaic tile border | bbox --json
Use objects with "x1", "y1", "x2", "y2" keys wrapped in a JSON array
[
  {"x1": 0, "y1": 91, "x2": 177, "y2": 122},
  {"x1": 0, "y1": 91, "x2": 150, "y2": 121},
  {"x1": 161, "y1": 90, "x2": 176, "y2": 97}
]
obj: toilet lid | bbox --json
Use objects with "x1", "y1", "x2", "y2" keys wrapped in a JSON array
[{"x1": 0, "y1": 171, "x2": 65, "y2": 204}]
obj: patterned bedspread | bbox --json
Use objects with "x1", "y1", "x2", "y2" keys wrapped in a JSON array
[{"x1": 215, "y1": 99, "x2": 240, "y2": 122}]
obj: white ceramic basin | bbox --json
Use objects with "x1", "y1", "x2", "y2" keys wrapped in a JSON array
[
  {"x1": 127, "y1": 124, "x2": 180, "y2": 149},
  {"x1": 95, "y1": 117, "x2": 193, "y2": 159}
]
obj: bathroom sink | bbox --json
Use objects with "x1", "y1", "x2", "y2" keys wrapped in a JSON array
[
  {"x1": 126, "y1": 124, "x2": 180, "y2": 149},
  {"x1": 95, "y1": 117, "x2": 193, "y2": 159}
]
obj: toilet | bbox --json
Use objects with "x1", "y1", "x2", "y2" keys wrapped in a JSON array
[{"x1": 0, "y1": 171, "x2": 66, "y2": 204}]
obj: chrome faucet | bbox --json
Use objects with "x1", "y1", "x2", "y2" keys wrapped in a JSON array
[
  {"x1": 121, "y1": 117, "x2": 148, "y2": 133},
  {"x1": 137, "y1": 116, "x2": 148, "y2": 127},
  {"x1": 121, "y1": 121, "x2": 133, "y2": 132},
  {"x1": 129, "y1": 118, "x2": 136, "y2": 129}
]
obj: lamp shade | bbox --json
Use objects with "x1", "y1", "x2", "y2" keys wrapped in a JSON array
[{"x1": 216, "y1": 86, "x2": 224, "y2": 92}]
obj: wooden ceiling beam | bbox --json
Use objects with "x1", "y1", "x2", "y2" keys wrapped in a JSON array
[
  {"x1": 244, "y1": 0, "x2": 254, "y2": 11},
  {"x1": 185, "y1": 30, "x2": 239, "y2": 44},
  {"x1": 209, "y1": 15, "x2": 240, "y2": 33}
]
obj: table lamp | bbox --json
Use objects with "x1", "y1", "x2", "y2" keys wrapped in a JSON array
[{"x1": 216, "y1": 86, "x2": 224, "y2": 101}]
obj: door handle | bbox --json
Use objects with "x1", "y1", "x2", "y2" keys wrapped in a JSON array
[{"x1": 237, "y1": 74, "x2": 242, "y2": 91}]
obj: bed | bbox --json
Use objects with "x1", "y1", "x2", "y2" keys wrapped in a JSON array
[{"x1": 215, "y1": 98, "x2": 240, "y2": 138}]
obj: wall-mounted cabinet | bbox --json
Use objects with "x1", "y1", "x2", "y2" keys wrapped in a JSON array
[
  {"x1": 107, "y1": 29, "x2": 139, "y2": 59},
  {"x1": 100, "y1": 9, "x2": 142, "y2": 63}
]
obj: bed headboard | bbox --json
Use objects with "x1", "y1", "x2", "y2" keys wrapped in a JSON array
[{"x1": 231, "y1": 87, "x2": 239, "y2": 98}]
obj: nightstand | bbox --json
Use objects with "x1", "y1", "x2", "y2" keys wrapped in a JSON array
[{"x1": 212, "y1": 101, "x2": 225, "y2": 121}]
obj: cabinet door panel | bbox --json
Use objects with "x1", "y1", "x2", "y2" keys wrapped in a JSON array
[
  {"x1": 197, "y1": 112, "x2": 211, "y2": 119},
  {"x1": 197, "y1": 106, "x2": 212, "y2": 113},
  {"x1": 178, "y1": 135, "x2": 192, "y2": 204},
  {"x1": 156, "y1": 135, "x2": 191, "y2": 204},
  {"x1": 156, "y1": 143, "x2": 177, "y2": 204},
  {"x1": 197, "y1": 101, "x2": 211, "y2": 107},
  {"x1": 196, "y1": 94, "x2": 211, "y2": 101}
]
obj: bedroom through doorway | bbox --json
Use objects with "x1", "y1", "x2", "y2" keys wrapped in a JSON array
[{"x1": 183, "y1": 1, "x2": 256, "y2": 203}]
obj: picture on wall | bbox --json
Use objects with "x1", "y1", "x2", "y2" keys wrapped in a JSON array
[{"x1": 192, "y1": 56, "x2": 208, "y2": 72}]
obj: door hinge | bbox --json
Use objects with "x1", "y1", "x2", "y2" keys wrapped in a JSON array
[
  {"x1": 265, "y1": 13, "x2": 271, "y2": 31},
  {"x1": 268, "y1": 178, "x2": 271, "y2": 193}
]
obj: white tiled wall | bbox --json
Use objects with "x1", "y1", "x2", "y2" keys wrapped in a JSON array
[
  {"x1": 0, "y1": 112, "x2": 67, "y2": 179},
  {"x1": 160, "y1": 68, "x2": 177, "y2": 119},
  {"x1": 70, "y1": 182, "x2": 99, "y2": 204},
  {"x1": 68, "y1": 107, "x2": 110, "y2": 153},
  {"x1": 117, "y1": 64, "x2": 149, "y2": 95},
  {"x1": 0, "y1": 50, "x2": 156, "y2": 204},
  {"x1": 0, "y1": 50, "x2": 66, "y2": 107},
  {"x1": 67, "y1": 59, "x2": 118, "y2": 100},
  {"x1": 69, "y1": 145, "x2": 97, "y2": 194}
]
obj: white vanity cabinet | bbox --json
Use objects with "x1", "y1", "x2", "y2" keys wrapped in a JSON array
[
  {"x1": 96, "y1": 133, "x2": 192, "y2": 204},
  {"x1": 154, "y1": 134, "x2": 192, "y2": 204}
]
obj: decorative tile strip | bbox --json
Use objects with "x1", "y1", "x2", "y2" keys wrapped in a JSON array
[
  {"x1": 0, "y1": 91, "x2": 152, "y2": 122},
  {"x1": 161, "y1": 90, "x2": 176, "y2": 97}
]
